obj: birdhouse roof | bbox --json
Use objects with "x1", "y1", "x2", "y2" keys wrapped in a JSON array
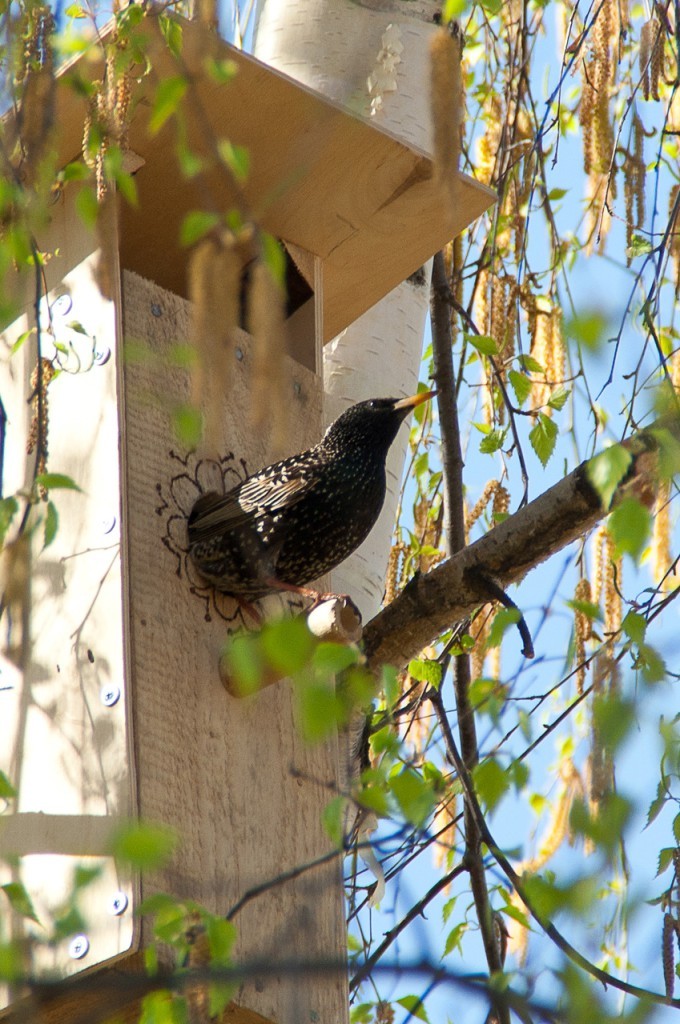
[{"x1": 46, "y1": 13, "x2": 495, "y2": 341}]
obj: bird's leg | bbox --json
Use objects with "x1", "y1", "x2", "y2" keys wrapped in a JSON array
[
  {"x1": 236, "y1": 597, "x2": 263, "y2": 627},
  {"x1": 262, "y1": 576, "x2": 322, "y2": 604},
  {"x1": 263, "y1": 576, "x2": 355, "y2": 612}
]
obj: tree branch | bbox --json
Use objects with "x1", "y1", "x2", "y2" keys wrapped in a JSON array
[
  {"x1": 364, "y1": 421, "x2": 675, "y2": 671},
  {"x1": 431, "y1": 250, "x2": 508, "y2": 1024}
]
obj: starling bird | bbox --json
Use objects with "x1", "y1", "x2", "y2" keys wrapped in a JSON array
[{"x1": 187, "y1": 391, "x2": 435, "y2": 601}]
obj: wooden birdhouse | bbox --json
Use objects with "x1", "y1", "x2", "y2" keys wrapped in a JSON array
[{"x1": 0, "y1": 10, "x2": 493, "y2": 1024}]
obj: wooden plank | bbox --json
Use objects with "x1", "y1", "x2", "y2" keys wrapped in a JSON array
[
  {"x1": 0, "y1": 188, "x2": 135, "y2": 1002},
  {"x1": 120, "y1": 270, "x2": 348, "y2": 1024},
  {"x1": 38, "y1": 12, "x2": 493, "y2": 342},
  {"x1": 0, "y1": 815, "x2": 124, "y2": 856}
]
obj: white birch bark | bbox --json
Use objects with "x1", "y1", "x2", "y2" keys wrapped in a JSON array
[{"x1": 253, "y1": 0, "x2": 440, "y2": 622}]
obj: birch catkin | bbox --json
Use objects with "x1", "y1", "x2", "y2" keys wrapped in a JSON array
[
  {"x1": 247, "y1": 259, "x2": 288, "y2": 455},
  {"x1": 430, "y1": 26, "x2": 462, "y2": 196},
  {"x1": 189, "y1": 236, "x2": 241, "y2": 454}
]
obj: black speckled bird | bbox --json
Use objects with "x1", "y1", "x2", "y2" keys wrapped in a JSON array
[{"x1": 187, "y1": 391, "x2": 435, "y2": 601}]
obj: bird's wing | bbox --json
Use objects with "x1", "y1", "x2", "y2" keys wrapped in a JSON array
[{"x1": 187, "y1": 464, "x2": 318, "y2": 544}]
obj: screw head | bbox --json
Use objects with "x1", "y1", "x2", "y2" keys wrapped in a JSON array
[
  {"x1": 93, "y1": 346, "x2": 111, "y2": 366},
  {"x1": 151, "y1": 303, "x2": 162, "y2": 317},
  {"x1": 100, "y1": 684, "x2": 120, "y2": 707},
  {"x1": 235, "y1": 346, "x2": 244, "y2": 361},
  {"x1": 68, "y1": 934, "x2": 89, "y2": 960},
  {"x1": 50, "y1": 294, "x2": 72, "y2": 318},
  {"x1": 293, "y1": 381, "x2": 302, "y2": 397},
  {"x1": 107, "y1": 891, "x2": 128, "y2": 916}
]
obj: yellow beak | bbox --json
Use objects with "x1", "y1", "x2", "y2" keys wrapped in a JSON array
[{"x1": 393, "y1": 389, "x2": 437, "y2": 411}]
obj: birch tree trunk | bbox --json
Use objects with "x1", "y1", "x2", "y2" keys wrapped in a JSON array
[{"x1": 253, "y1": 0, "x2": 441, "y2": 621}]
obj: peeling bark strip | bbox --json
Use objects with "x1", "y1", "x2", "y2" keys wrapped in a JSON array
[{"x1": 363, "y1": 422, "x2": 676, "y2": 670}]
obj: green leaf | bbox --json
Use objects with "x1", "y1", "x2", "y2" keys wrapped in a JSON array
[
  {"x1": 586, "y1": 445, "x2": 632, "y2": 509},
  {"x1": 261, "y1": 233, "x2": 287, "y2": 289},
  {"x1": 261, "y1": 617, "x2": 314, "y2": 675},
  {"x1": 518, "y1": 354, "x2": 544, "y2": 374},
  {"x1": 139, "y1": 990, "x2": 184, "y2": 1024},
  {"x1": 176, "y1": 142, "x2": 205, "y2": 179},
  {"x1": 34, "y1": 473, "x2": 82, "y2": 492},
  {"x1": 468, "y1": 333, "x2": 498, "y2": 356},
  {"x1": 646, "y1": 785, "x2": 666, "y2": 828},
  {"x1": 570, "y1": 794, "x2": 632, "y2": 857},
  {"x1": 223, "y1": 631, "x2": 264, "y2": 696},
  {"x1": 521, "y1": 872, "x2": 597, "y2": 917},
  {"x1": 567, "y1": 597, "x2": 603, "y2": 621},
  {"x1": 350, "y1": 1004, "x2": 374, "y2": 1024},
  {"x1": 0, "y1": 497, "x2": 19, "y2": 547},
  {"x1": 510, "y1": 759, "x2": 529, "y2": 792},
  {"x1": 592, "y1": 694, "x2": 635, "y2": 752},
  {"x1": 487, "y1": 607, "x2": 520, "y2": 649},
  {"x1": 479, "y1": 428, "x2": 507, "y2": 455},
  {"x1": 508, "y1": 369, "x2": 532, "y2": 407},
  {"x1": 297, "y1": 681, "x2": 341, "y2": 742},
  {"x1": 396, "y1": 995, "x2": 430, "y2": 1022},
  {"x1": 66, "y1": 320, "x2": 89, "y2": 336},
  {"x1": 209, "y1": 982, "x2": 234, "y2": 1020},
  {"x1": 179, "y1": 210, "x2": 220, "y2": 248},
  {"x1": 218, "y1": 140, "x2": 250, "y2": 183},
  {"x1": 441, "y1": 0, "x2": 467, "y2": 21},
  {"x1": 52, "y1": 906, "x2": 86, "y2": 942},
  {"x1": 608, "y1": 497, "x2": 652, "y2": 561},
  {"x1": 473, "y1": 757, "x2": 509, "y2": 811},
  {"x1": 10, "y1": 329, "x2": 34, "y2": 355},
  {"x1": 206, "y1": 915, "x2": 236, "y2": 964},
  {"x1": 0, "y1": 771, "x2": 16, "y2": 799},
  {"x1": 0, "y1": 940, "x2": 24, "y2": 983},
  {"x1": 159, "y1": 14, "x2": 183, "y2": 57},
  {"x1": 173, "y1": 403, "x2": 203, "y2": 447},
  {"x1": 62, "y1": 160, "x2": 90, "y2": 183},
  {"x1": 76, "y1": 185, "x2": 99, "y2": 228},
  {"x1": 622, "y1": 610, "x2": 647, "y2": 644},
  {"x1": 389, "y1": 768, "x2": 434, "y2": 827},
  {"x1": 1, "y1": 882, "x2": 40, "y2": 923},
  {"x1": 469, "y1": 676, "x2": 498, "y2": 709},
  {"x1": 442, "y1": 895, "x2": 457, "y2": 924},
  {"x1": 547, "y1": 386, "x2": 570, "y2": 411},
  {"x1": 370, "y1": 725, "x2": 400, "y2": 758},
  {"x1": 149, "y1": 76, "x2": 187, "y2": 136},
  {"x1": 322, "y1": 796, "x2": 347, "y2": 847},
  {"x1": 407, "y1": 658, "x2": 442, "y2": 690},
  {"x1": 547, "y1": 187, "x2": 568, "y2": 200},
  {"x1": 204, "y1": 56, "x2": 238, "y2": 84},
  {"x1": 356, "y1": 767, "x2": 391, "y2": 817},
  {"x1": 43, "y1": 501, "x2": 58, "y2": 550},
  {"x1": 565, "y1": 310, "x2": 609, "y2": 352},
  {"x1": 529, "y1": 413, "x2": 558, "y2": 467},
  {"x1": 626, "y1": 234, "x2": 653, "y2": 259},
  {"x1": 312, "y1": 641, "x2": 359, "y2": 676},
  {"x1": 381, "y1": 664, "x2": 399, "y2": 708},
  {"x1": 658, "y1": 847, "x2": 676, "y2": 877},
  {"x1": 73, "y1": 864, "x2": 102, "y2": 890},
  {"x1": 110, "y1": 821, "x2": 177, "y2": 870},
  {"x1": 443, "y1": 922, "x2": 467, "y2": 957},
  {"x1": 64, "y1": 3, "x2": 87, "y2": 17},
  {"x1": 634, "y1": 641, "x2": 666, "y2": 684}
]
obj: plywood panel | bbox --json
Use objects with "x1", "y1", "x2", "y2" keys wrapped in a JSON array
[
  {"x1": 0, "y1": 191, "x2": 134, "y2": 1005},
  {"x1": 36, "y1": 12, "x2": 493, "y2": 342},
  {"x1": 120, "y1": 270, "x2": 348, "y2": 1024}
]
